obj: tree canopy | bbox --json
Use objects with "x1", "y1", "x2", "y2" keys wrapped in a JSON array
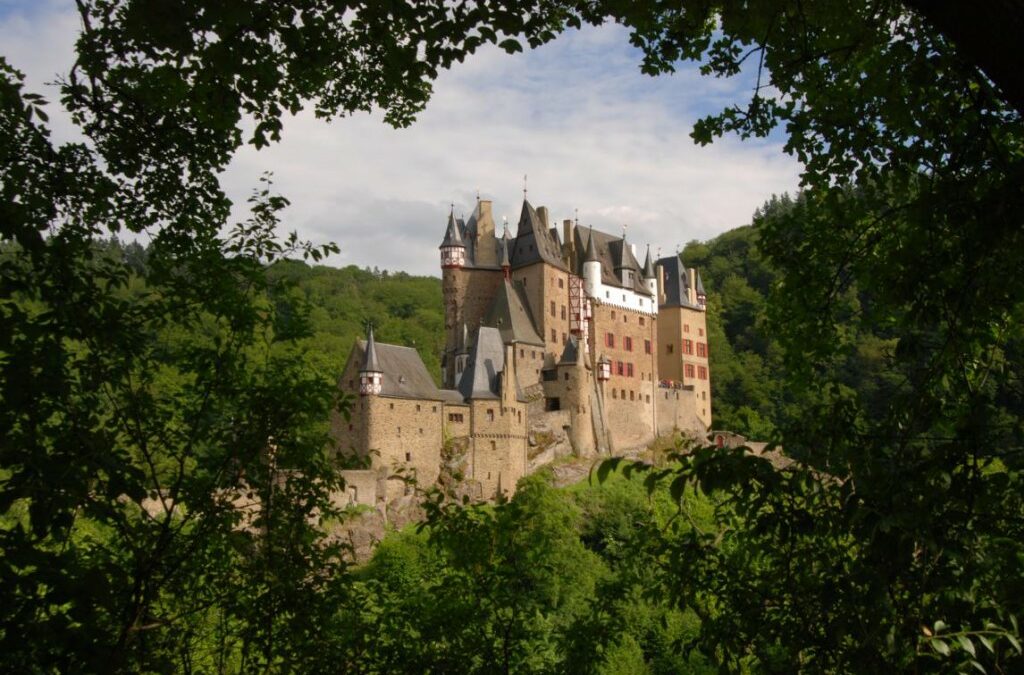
[{"x1": 2, "y1": 0, "x2": 1023, "y2": 671}]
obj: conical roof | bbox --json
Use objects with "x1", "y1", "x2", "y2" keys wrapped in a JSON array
[
  {"x1": 500, "y1": 239, "x2": 510, "y2": 268},
  {"x1": 642, "y1": 245, "x2": 656, "y2": 279},
  {"x1": 584, "y1": 228, "x2": 600, "y2": 263},
  {"x1": 362, "y1": 325, "x2": 382, "y2": 372},
  {"x1": 439, "y1": 209, "x2": 465, "y2": 248},
  {"x1": 695, "y1": 271, "x2": 706, "y2": 295}
]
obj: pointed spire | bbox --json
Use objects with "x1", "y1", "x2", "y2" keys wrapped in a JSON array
[
  {"x1": 500, "y1": 239, "x2": 511, "y2": 276},
  {"x1": 439, "y1": 208, "x2": 465, "y2": 248},
  {"x1": 584, "y1": 227, "x2": 600, "y2": 263},
  {"x1": 362, "y1": 324, "x2": 382, "y2": 373},
  {"x1": 695, "y1": 271, "x2": 706, "y2": 295},
  {"x1": 642, "y1": 245, "x2": 656, "y2": 279}
]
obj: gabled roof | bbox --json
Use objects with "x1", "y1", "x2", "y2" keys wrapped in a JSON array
[
  {"x1": 509, "y1": 200, "x2": 567, "y2": 271},
  {"x1": 457, "y1": 326, "x2": 506, "y2": 400},
  {"x1": 572, "y1": 227, "x2": 653, "y2": 296},
  {"x1": 482, "y1": 279, "x2": 544, "y2": 346},
  {"x1": 657, "y1": 255, "x2": 701, "y2": 309},
  {"x1": 351, "y1": 339, "x2": 443, "y2": 400}
]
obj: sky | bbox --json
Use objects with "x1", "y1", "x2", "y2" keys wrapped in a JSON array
[{"x1": 1, "y1": 0, "x2": 802, "y2": 276}]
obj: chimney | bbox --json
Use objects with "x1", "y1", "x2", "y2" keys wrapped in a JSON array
[
  {"x1": 563, "y1": 219, "x2": 574, "y2": 261},
  {"x1": 536, "y1": 206, "x2": 549, "y2": 230},
  {"x1": 656, "y1": 263, "x2": 666, "y2": 305}
]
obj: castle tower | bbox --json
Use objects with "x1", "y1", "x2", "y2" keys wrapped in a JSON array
[
  {"x1": 656, "y1": 256, "x2": 712, "y2": 430},
  {"x1": 642, "y1": 246, "x2": 658, "y2": 297},
  {"x1": 358, "y1": 325, "x2": 383, "y2": 396},
  {"x1": 582, "y1": 228, "x2": 601, "y2": 297},
  {"x1": 439, "y1": 208, "x2": 466, "y2": 269}
]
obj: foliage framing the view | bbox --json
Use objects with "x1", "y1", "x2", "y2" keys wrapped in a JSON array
[{"x1": 3, "y1": 0, "x2": 1024, "y2": 672}]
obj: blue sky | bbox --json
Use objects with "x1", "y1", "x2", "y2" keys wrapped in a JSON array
[{"x1": 1, "y1": 0, "x2": 801, "y2": 276}]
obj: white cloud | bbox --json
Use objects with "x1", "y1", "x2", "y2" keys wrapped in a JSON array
[{"x1": 3, "y1": 4, "x2": 802, "y2": 276}]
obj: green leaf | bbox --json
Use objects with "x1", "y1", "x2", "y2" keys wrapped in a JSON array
[
  {"x1": 931, "y1": 639, "x2": 950, "y2": 656},
  {"x1": 958, "y1": 635, "x2": 976, "y2": 656}
]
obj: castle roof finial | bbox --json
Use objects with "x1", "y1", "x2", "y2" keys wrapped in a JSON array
[{"x1": 522, "y1": 173, "x2": 527, "y2": 200}]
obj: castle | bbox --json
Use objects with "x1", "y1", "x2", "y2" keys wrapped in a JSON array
[{"x1": 331, "y1": 195, "x2": 710, "y2": 505}]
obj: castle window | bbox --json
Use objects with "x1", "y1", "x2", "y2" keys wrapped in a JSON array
[
  {"x1": 433, "y1": 406, "x2": 437, "y2": 413},
  {"x1": 685, "y1": 364, "x2": 696, "y2": 378},
  {"x1": 624, "y1": 336, "x2": 633, "y2": 352},
  {"x1": 611, "y1": 310, "x2": 616, "y2": 320},
  {"x1": 487, "y1": 409, "x2": 495, "y2": 421},
  {"x1": 518, "y1": 411, "x2": 522, "y2": 422},
  {"x1": 558, "y1": 278, "x2": 564, "y2": 289},
  {"x1": 630, "y1": 390, "x2": 635, "y2": 401},
  {"x1": 616, "y1": 361, "x2": 624, "y2": 376},
  {"x1": 448, "y1": 413, "x2": 464, "y2": 423},
  {"x1": 606, "y1": 333, "x2": 615, "y2": 348},
  {"x1": 697, "y1": 342, "x2": 707, "y2": 357},
  {"x1": 532, "y1": 350, "x2": 536, "y2": 359},
  {"x1": 684, "y1": 324, "x2": 690, "y2": 333},
  {"x1": 698, "y1": 366, "x2": 708, "y2": 380},
  {"x1": 390, "y1": 403, "x2": 394, "y2": 409},
  {"x1": 561, "y1": 305, "x2": 566, "y2": 319},
  {"x1": 626, "y1": 363, "x2": 634, "y2": 377},
  {"x1": 562, "y1": 332, "x2": 567, "y2": 344},
  {"x1": 699, "y1": 328, "x2": 704, "y2": 336},
  {"x1": 644, "y1": 339, "x2": 651, "y2": 354},
  {"x1": 612, "y1": 389, "x2": 617, "y2": 399},
  {"x1": 397, "y1": 427, "x2": 401, "y2": 436},
  {"x1": 622, "y1": 294, "x2": 626, "y2": 302},
  {"x1": 605, "y1": 291, "x2": 610, "y2": 298},
  {"x1": 667, "y1": 344, "x2": 674, "y2": 354},
  {"x1": 419, "y1": 428, "x2": 423, "y2": 434},
  {"x1": 416, "y1": 404, "x2": 421, "y2": 412},
  {"x1": 702, "y1": 391, "x2": 707, "y2": 400},
  {"x1": 520, "y1": 349, "x2": 524, "y2": 358},
  {"x1": 623, "y1": 314, "x2": 627, "y2": 323},
  {"x1": 550, "y1": 301, "x2": 556, "y2": 317},
  {"x1": 564, "y1": 372, "x2": 570, "y2": 381},
  {"x1": 645, "y1": 394, "x2": 650, "y2": 403},
  {"x1": 621, "y1": 389, "x2": 626, "y2": 399},
  {"x1": 551, "y1": 329, "x2": 557, "y2": 342},
  {"x1": 490, "y1": 441, "x2": 496, "y2": 452},
  {"x1": 639, "y1": 317, "x2": 645, "y2": 326},
  {"x1": 683, "y1": 339, "x2": 694, "y2": 355},
  {"x1": 405, "y1": 452, "x2": 411, "y2": 461},
  {"x1": 545, "y1": 398, "x2": 561, "y2": 411}
]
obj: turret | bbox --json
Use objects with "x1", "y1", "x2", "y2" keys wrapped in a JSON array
[
  {"x1": 439, "y1": 208, "x2": 466, "y2": 269},
  {"x1": 597, "y1": 354, "x2": 611, "y2": 381},
  {"x1": 695, "y1": 271, "x2": 707, "y2": 309},
  {"x1": 500, "y1": 239, "x2": 511, "y2": 280},
  {"x1": 583, "y1": 228, "x2": 601, "y2": 297},
  {"x1": 358, "y1": 326, "x2": 383, "y2": 396},
  {"x1": 642, "y1": 245, "x2": 657, "y2": 297}
]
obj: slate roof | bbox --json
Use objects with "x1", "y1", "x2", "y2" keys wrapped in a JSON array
[
  {"x1": 572, "y1": 227, "x2": 653, "y2": 296},
  {"x1": 352, "y1": 339, "x2": 443, "y2": 400},
  {"x1": 457, "y1": 326, "x2": 506, "y2": 400},
  {"x1": 482, "y1": 280, "x2": 544, "y2": 346},
  {"x1": 439, "y1": 211, "x2": 464, "y2": 248},
  {"x1": 362, "y1": 326, "x2": 382, "y2": 372},
  {"x1": 558, "y1": 335, "x2": 589, "y2": 367},
  {"x1": 509, "y1": 200, "x2": 567, "y2": 271},
  {"x1": 657, "y1": 255, "x2": 701, "y2": 309},
  {"x1": 642, "y1": 246, "x2": 656, "y2": 279}
]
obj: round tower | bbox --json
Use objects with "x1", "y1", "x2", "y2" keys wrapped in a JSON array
[
  {"x1": 642, "y1": 245, "x2": 658, "y2": 297},
  {"x1": 439, "y1": 209, "x2": 466, "y2": 269},
  {"x1": 582, "y1": 227, "x2": 601, "y2": 297}
]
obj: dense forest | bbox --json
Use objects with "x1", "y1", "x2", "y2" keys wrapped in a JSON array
[{"x1": 4, "y1": 0, "x2": 1024, "y2": 672}]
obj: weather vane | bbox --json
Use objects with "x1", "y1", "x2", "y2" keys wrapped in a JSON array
[
  {"x1": 622, "y1": 223, "x2": 628, "y2": 239},
  {"x1": 523, "y1": 174, "x2": 528, "y2": 199}
]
